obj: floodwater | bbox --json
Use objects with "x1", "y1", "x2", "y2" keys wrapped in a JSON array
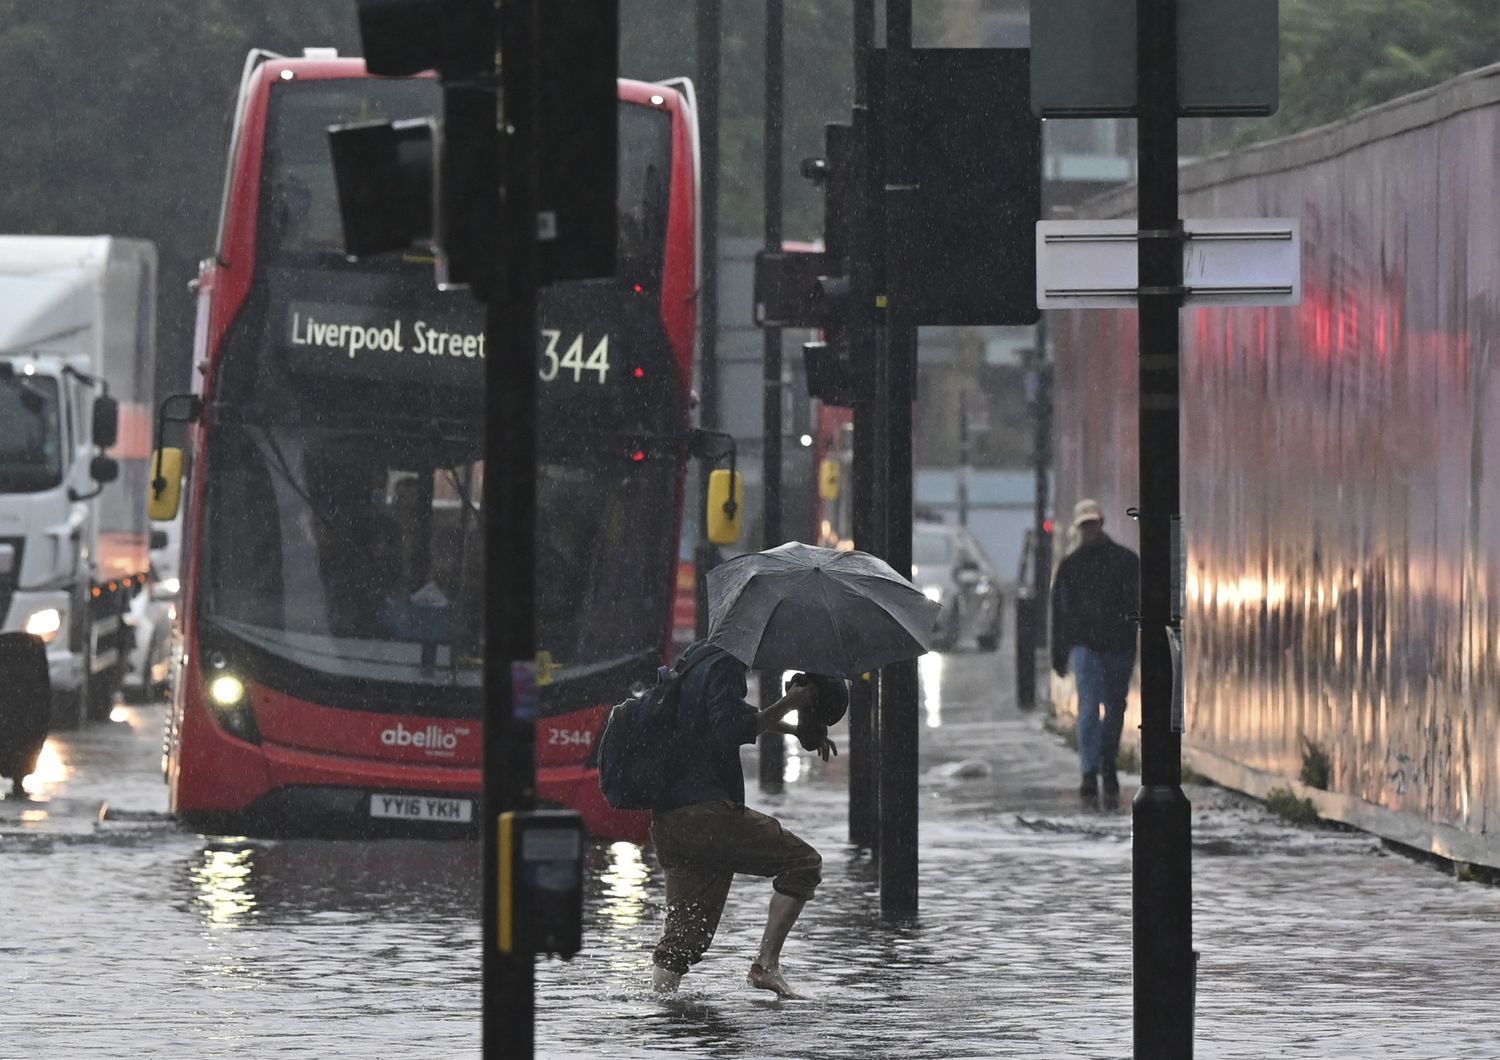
[{"x1": 4, "y1": 650, "x2": 1500, "y2": 1059}]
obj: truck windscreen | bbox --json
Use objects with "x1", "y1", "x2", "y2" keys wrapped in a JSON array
[{"x1": 0, "y1": 375, "x2": 62, "y2": 493}]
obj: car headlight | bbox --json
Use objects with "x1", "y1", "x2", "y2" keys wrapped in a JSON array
[
  {"x1": 24, "y1": 607, "x2": 63, "y2": 644},
  {"x1": 154, "y1": 577, "x2": 181, "y2": 598},
  {"x1": 922, "y1": 585, "x2": 944, "y2": 603}
]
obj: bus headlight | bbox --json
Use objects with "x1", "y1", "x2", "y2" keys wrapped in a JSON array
[
  {"x1": 209, "y1": 674, "x2": 245, "y2": 706},
  {"x1": 24, "y1": 607, "x2": 63, "y2": 644},
  {"x1": 205, "y1": 673, "x2": 259, "y2": 742}
]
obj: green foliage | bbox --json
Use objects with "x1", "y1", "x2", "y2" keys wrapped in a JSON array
[
  {"x1": 0, "y1": 2, "x2": 359, "y2": 393},
  {"x1": 1240, "y1": 0, "x2": 1500, "y2": 142},
  {"x1": 620, "y1": 0, "x2": 857, "y2": 240},
  {"x1": 1299, "y1": 736, "x2": 1331, "y2": 790},
  {"x1": 1265, "y1": 787, "x2": 1320, "y2": 826}
]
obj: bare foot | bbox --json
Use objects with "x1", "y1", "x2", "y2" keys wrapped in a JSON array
[
  {"x1": 747, "y1": 962, "x2": 799, "y2": 999},
  {"x1": 652, "y1": 965, "x2": 682, "y2": 994}
]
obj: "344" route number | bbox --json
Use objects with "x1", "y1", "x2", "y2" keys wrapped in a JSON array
[{"x1": 540, "y1": 330, "x2": 610, "y2": 384}]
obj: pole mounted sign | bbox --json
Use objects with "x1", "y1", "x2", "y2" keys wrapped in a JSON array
[
  {"x1": 1031, "y1": 2, "x2": 1283, "y2": 1057},
  {"x1": 1036, "y1": 218, "x2": 1301, "y2": 309},
  {"x1": 1031, "y1": 0, "x2": 1279, "y2": 118}
]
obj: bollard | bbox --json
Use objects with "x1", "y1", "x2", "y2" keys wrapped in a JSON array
[{"x1": 1014, "y1": 591, "x2": 1036, "y2": 711}]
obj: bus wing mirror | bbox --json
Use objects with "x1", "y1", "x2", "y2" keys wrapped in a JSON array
[
  {"x1": 149, "y1": 447, "x2": 185, "y2": 523},
  {"x1": 705, "y1": 469, "x2": 743, "y2": 547},
  {"x1": 818, "y1": 457, "x2": 841, "y2": 501}
]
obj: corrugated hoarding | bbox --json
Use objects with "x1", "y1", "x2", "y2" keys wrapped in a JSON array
[{"x1": 1053, "y1": 64, "x2": 1500, "y2": 860}]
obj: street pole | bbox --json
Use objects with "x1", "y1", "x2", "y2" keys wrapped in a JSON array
[
  {"x1": 694, "y1": 0, "x2": 722, "y2": 642},
  {"x1": 957, "y1": 394, "x2": 970, "y2": 527},
  {"x1": 1133, "y1": 0, "x2": 1195, "y2": 1055},
  {"x1": 758, "y1": 0, "x2": 787, "y2": 794},
  {"x1": 877, "y1": 0, "x2": 920, "y2": 918},
  {"x1": 1031, "y1": 316, "x2": 1052, "y2": 635},
  {"x1": 846, "y1": 0, "x2": 879, "y2": 852},
  {"x1": 486, "y1": 0, "x2": 538, "y2": 1055}
]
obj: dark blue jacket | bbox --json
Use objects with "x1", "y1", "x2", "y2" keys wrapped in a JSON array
[{"x1": 658, "y1": 641, "x2": 759, "y2": 810}]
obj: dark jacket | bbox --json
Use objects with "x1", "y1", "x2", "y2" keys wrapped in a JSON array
[
  {"x1": 1050, "y1": 534, "x2": 1139, "y2": 674},
  {"x1": 657, "y1": 641, "x2": 759, "y2": 810}
]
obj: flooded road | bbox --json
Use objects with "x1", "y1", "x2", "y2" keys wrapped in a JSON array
[{"x1": 4, "y1": 649, "x2": 1500, "y2": 1059}]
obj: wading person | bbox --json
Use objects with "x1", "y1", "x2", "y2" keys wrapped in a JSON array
[
  {"x1": 650, "y1": 642, "x2": 843, "y2": 999},
  {"x1": 1050, "y1": 499, "x2": 1139, "y2": 809}
]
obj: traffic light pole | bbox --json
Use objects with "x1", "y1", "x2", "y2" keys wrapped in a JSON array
[
  {"x1": 876, "y1": 0, "x2": 919, "y2": 919},
  {"x1": 758, "y1": 0, "x2": 787, "y2": 794},
  {"x1": 1133, "y1": 0, "x2": 1195, "y2": 1055},
  {"x1": 846, "y1": 0, "x2": 879, "y2": 852},
  {"x1": 693, "y1": 0, "x2": 722, "y2": 641},
  {"x1": 486, "y1": 0, "x2": 538, "y2": 1055}
]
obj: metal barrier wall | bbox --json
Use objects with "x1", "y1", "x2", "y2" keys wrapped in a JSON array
[{"x1": 1053, "y1": 63, "x2": 1500, "y2": 862}]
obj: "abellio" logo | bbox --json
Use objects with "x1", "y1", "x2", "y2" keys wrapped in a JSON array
[{"x1": 380, "y1": 723, "x2": 459, "y2": 751}]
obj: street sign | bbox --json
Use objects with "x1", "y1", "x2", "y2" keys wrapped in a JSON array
[
  {"x1": 1035, "y1": 218, "x2": 1301, "y2": 309},
  {"x1": 1031, "y1": 0, "x2": 1278, "y2": 118}
]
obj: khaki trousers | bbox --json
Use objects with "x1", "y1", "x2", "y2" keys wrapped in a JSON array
[{"x1": 650, "y1": 800, "x2": 822, "y2": 975}]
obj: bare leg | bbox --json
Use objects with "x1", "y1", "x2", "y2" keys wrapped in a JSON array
[
  {"x1": 651, "y1": 964, "x2": 682, "y2": 993},
  {"x1": 748, "y1": 891, "x2": 805, "y2": 998}
]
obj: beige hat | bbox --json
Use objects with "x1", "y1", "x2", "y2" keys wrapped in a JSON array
[{"x1": 1072, "y1": 498, "x2": 1105, "y2": 528}]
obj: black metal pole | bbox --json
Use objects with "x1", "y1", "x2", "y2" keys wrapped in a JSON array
[
  {"x1": 693, "y1": 0, "x2": 722, "y2": 642},
  {"x1": 846, "y1": 0, "x2": 879, "y2": 852},
  {"x1": 758, "y1": 0, "x2": 787, "y2": 793},
  {"x1": 877, "y1": 0, "x2": 919, "y2": 919},
  {"x1": 1032, "y1": 316, "x2": 1053, "y2": 634},
  {"x1": 1133, "y1": 0, "x2": 1194, "y2": 1055},
  {"x1": 957, "y1": 394, "x2": 970, "y2": 527},
  {"x1": 486, "y1": 0, "x2": 537, "y2": 1055}
]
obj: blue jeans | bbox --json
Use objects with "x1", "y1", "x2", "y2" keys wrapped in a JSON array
[{"x1": 1071, "y1": 645, "x2": 1134, "y2": 776}]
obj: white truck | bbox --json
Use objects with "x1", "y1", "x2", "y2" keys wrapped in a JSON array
[{"x1": 0, "y1": 236, "x2": 158, "y2": 731}]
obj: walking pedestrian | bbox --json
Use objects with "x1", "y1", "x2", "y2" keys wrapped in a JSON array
[
  {"x1": 1050, "y1": 499, "x2": 1139, "y2": 809},
  {"x1": 649, "y1": 640, "x2": 842, "y2": 999}
]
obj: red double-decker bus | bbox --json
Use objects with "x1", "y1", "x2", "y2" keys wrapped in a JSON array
[{"x1": 156, "y1": 51, "x2": 703, "y2": 841}]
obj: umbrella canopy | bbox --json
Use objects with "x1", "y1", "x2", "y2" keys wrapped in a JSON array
[{"x1": 705, "y1": 541, "x2": 941, "y2": 679}]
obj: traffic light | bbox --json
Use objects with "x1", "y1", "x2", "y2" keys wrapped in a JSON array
[
  {"x1": 327, "y1": 117, "x2": 437, "y2": 258},
  {"x1": 330, "y1": 0, "x2": 618, "y2": 289},
  {"x1": 328, "y1": 0, "x2": 498, "y2": 287},
  {"x1": 751, "y1": 120, "x2": 869, "y2": 407}
]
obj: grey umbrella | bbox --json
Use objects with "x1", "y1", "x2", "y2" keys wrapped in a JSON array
[{"x1": 705, "y1": 541, "x2": 941, "y2": 679}]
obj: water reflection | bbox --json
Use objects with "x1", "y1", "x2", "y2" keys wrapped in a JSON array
[
  {"x1": 782, "y1": 733, "x2": 804, "y2": 784},
  {"x1": 184, "y1": 839, "x2": 480, "y2": 931},
  {"x1": 24, "y1": 739, "x2": 70, "y2": 795},
  {"x1": 597, "y1": 840, "x2": 650, "y2": 930},
  {"x1": 191, "y1": 844, "x2": 257, "y2": 928},
  {"x1": 919, "y1": 651, "x2": 944, "y2": 728}
]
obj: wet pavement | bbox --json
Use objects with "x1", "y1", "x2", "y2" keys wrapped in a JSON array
[{"x1": 4, "y1": 646, "x2": 1500, "y2": 1058}]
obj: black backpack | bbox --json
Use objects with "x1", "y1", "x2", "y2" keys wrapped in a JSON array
[{"x1": 597, "y1": 647, "x2": 714, "y2": 811}]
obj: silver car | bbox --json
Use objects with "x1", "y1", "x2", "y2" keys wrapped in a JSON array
[{"x1": 911, "y1": 522, "x2": 1003, "y2": 652}]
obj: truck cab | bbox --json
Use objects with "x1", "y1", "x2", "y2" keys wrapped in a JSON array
[{"x1": 0, "y1": 237, "x2": 157, "y2": 729}]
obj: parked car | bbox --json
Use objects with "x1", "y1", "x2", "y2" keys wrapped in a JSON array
[{"x1": 911, "y1": 522, "x2": 1003, "y2": 652}]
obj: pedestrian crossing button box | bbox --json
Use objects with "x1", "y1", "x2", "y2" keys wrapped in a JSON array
[{"x1": 498, "y1": 810, "x2": 584, "y2": 959}]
